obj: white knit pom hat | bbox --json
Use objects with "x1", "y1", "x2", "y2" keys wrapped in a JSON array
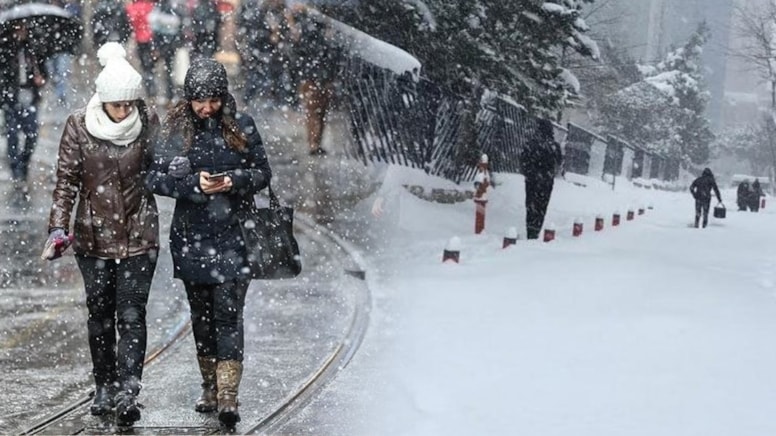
[{"x1": 94, "y1": 42, "x2": 143, "y2": 102}]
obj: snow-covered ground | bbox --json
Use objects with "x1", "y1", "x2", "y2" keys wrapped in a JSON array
[{"x1": 362, "y1": 166, "x2": 776, "y2": 435}]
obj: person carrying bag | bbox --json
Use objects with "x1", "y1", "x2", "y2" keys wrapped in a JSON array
[
  {"x1": 146, "y1": 58, "x2": 274, "y2": 428},
  {"x1": 689, "y1": 167, "x2": 723, "y2": 228}
]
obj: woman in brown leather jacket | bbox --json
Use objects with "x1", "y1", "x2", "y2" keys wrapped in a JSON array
[{"x1": 42, "y1": 42, "x2": 160, "y2": 428}]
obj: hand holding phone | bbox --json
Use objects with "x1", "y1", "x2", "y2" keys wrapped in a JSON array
[{"x1": 208, "y1": 172, "x2": 227, "y2": 182}]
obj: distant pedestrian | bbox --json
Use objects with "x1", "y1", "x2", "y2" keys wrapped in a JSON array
[
  {"x1": 91, "y1": 0, "x2": 132, "y2": 49},
  {"x1": 289, "y1": 6, "x2": 341, "y2": 155},
  {"x1": 736, "y1": 180, "x2": 750, "y2": 211},
  {"x1": 149, "y1": 0, "x2": 183, "y2": 105},
  {"x1": 520, "y1": 118, "x2": 563, "y2": 239},
  {"x1": 146, "y1": 58, "x2": 272, "y2": 428},
  {"x1": 190, "y1": 0, "x2": 221, "y2": 59},
  {"x1": 0, "y1": 21, "x2": 47, "y2": 195},
  {"x1": 689, "y1": 167, "x2": 723, "y2": 228},
  {"x1": 236, "y1": 0, "x2": 290, "y2": 105},
  {"x1": 751, "y1": 179, "x2": 763, "y2": 212},
  {"x1": 126, "y1": 0, "x2": 157, "y2": 100},
  {"x1": 48, "y1": 0, "x2": 81, "y2": 106},
  {"x1": 43, "y1": 42, "x2": 160, "y2": 428}
]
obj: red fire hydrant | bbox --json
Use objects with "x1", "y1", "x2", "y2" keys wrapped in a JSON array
[{"x1": 473, "y1": 154, "x2": 491, "y2": 234}]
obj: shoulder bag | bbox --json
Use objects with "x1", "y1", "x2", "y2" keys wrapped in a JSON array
[{"x1": 239, "y1": 185, "x2": 302, "y2": 279}]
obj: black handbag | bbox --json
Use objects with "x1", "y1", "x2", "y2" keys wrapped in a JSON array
[
  {"x1": 713, "y1": 204, "x2": 726, "y2": 219},
  {"x1": 239, "y1": 186, "x2": 302, "y2": 279}
]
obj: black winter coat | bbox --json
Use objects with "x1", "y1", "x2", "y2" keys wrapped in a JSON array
[
  {"x1": 690, "y1": 173, "x2": 721, "y2": 203},
  {"x1": 520, "y1": 137, "x2": 562, "y2": 180},
  {"x1": 148, "y1": 108, "x2": 272, "y2": 284}
]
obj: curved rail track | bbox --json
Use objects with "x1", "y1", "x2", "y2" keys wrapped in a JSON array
[{"x1": 17, "y1": 215, "x2": 371, "y2": 435}]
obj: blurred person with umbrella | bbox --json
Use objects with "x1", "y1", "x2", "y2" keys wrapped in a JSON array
[{"x1": 0, "y1": 2, "x2": 81, "y2": 195}]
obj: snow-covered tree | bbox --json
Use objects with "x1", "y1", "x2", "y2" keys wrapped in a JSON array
[
  {"x1": 597, "y1": 22, "x2": 713, "y2": 165},
  {"x1": 331, "y1": 0, "x2": 600, "y2": 115},
  {"x1": 597, "y1": 81, "x2": 679, "y2": 155},
  {"x1": 733, "y1": 2, "x2": 776, "y2": 177},
  {"x1": 714, "y1": 115, "x2": 776, "y2": 176},
  {"x1": 641, "y1": 22, "x2": 714, "y2": 165}
]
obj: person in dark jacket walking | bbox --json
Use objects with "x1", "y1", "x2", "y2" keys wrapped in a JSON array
[
  {"x1": 43, "y1": 42, "x2": 160, "y2": 427},
  {"x1": 521, "y1": 118, "x2": 563, "y2": 239},
  {"x1": 0, "y1": 22, "x2": 47, "y2": 192},
  {"x1": 146, "y1": 58, "x2": 272, "y2": 428},
  {"x1": 289, "y1": 5, "x2": 341, "y2": 155},
  {"x1": 751, "y1": 179, "x2": 763, "y2": 212},
  {"x1": 91, "y1": 0, "x2": 132, "y2": 49},
  {"x1": 236, "y1": 0, "x2": 290, "y2": 105},
  {"x1": 689, "y1": 167, "x2": 723, "y2": 228},
  {"x1": 737, "y1": 180, "x2": 751, "y2": 211}
]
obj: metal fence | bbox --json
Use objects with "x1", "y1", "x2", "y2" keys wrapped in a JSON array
[{"x1": 339, "y1": 58, "x2": 679, "y2": 184}]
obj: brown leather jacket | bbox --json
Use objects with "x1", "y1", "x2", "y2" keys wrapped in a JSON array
[{"x1": 48, "y1": 107, "x2": 160, "y2": 259}]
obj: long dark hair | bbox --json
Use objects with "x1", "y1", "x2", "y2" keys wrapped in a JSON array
[{"x1": 161, "y1": 93, "x2": 247, "y2": 153}]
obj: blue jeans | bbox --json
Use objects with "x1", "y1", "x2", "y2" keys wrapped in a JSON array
[
  {"x1": 49, "y1": 54, "x2": 73, "y2": 104},
  {"x1": 4, "y1": 103, "x2": 38, "y2": 181}
]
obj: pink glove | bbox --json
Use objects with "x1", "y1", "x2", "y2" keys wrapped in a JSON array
[{"x1": 40, "y1": 229, "x2": 74, "y2": 261}]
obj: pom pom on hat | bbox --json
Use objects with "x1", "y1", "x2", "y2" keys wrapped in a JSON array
[
  {"x1": 94, "y1": 42, "x2": 143, "y2": 103},
  {"x1": 96, "y1": 42, "x2": 127, "y2": 67}
]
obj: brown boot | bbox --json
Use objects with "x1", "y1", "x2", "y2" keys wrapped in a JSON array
[
  {"x1": 216, "y1": 360, "x2": 243, "y2": 427},
  {"x1": 195, "y1": 356, "x2": 218, "y2": 413}
]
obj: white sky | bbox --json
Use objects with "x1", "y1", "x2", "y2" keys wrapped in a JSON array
[{"x1": 360, "y1": 165, "x2": 776, "y2": 435}]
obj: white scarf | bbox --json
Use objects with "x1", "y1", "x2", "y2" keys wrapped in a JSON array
[{"x1": 84, "y1": 94, "x2": 143, "y2": 146}]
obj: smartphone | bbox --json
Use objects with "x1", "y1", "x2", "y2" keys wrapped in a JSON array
[{"x1": 208, "y1": 172, "x2": 227, "y2": 181}]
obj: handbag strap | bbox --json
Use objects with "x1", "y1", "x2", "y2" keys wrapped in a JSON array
[{"x1": 268, "y1": 184, "x2": 281, "y2": 209}]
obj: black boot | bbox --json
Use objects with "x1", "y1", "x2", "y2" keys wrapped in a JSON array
[
  {"x1": 115, "y1": 391, "x2": 141, "y2": 427},
  {"x1": 90, "y1": 385, "x2": 116, "y2": 415}
]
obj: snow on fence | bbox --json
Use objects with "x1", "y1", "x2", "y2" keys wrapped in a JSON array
[{"x1": 335, "y1": 28, "x2": 678, "y2": 185}]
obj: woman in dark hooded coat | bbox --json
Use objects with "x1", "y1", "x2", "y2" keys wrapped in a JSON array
[
  {"x1": 146, "y1": 58, "x2": 272, "y2": 428},
  {"x1": 689, "y1": 167, "x2": 722, "y2": 228}
]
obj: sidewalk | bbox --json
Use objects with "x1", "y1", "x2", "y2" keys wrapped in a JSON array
[{"x1": 0, "y1": 75, "x2": 387, "y2": 433}]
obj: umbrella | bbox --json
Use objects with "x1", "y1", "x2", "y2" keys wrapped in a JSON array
[{"x1": 0, "y1": 3, "x2": 82, "y2": 59}]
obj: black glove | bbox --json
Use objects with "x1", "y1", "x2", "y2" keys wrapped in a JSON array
[{"x1": 168, "y1": 156, "x2": 191, "y2": 178}]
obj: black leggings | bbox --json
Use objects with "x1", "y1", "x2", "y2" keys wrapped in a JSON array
[
  {"x1": 184, "y1": 279, "x2": 250, "y2": 361},
  {"x1": 76, "y1": 254, "x2": 156, "y2": 392}
]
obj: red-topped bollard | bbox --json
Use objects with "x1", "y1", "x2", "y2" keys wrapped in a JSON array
[
  {"x1": 473, "y1": 154, "x2": 491, "y2": 234},
  {"x1": 503, "y1": 227, "x2": 518, "y2": 249},
  {"x1": 612, "y1": 212, "x2": 621, "y2": 226},
  {"x1": 474, "y1": 199, "x2": 487, "y2": 234},
  {"x1": 543, "y1": 224, "x2": 556, "y2": 243},
  {"x1": 595, "y1": 215, "x2": 604, "y2": 231},
  {"x1": 443, "y1": 236, "x2": 461, "y2": 263},
  {"x1": 572, "y1": 218, "x2": 583, "y2": 237}
]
